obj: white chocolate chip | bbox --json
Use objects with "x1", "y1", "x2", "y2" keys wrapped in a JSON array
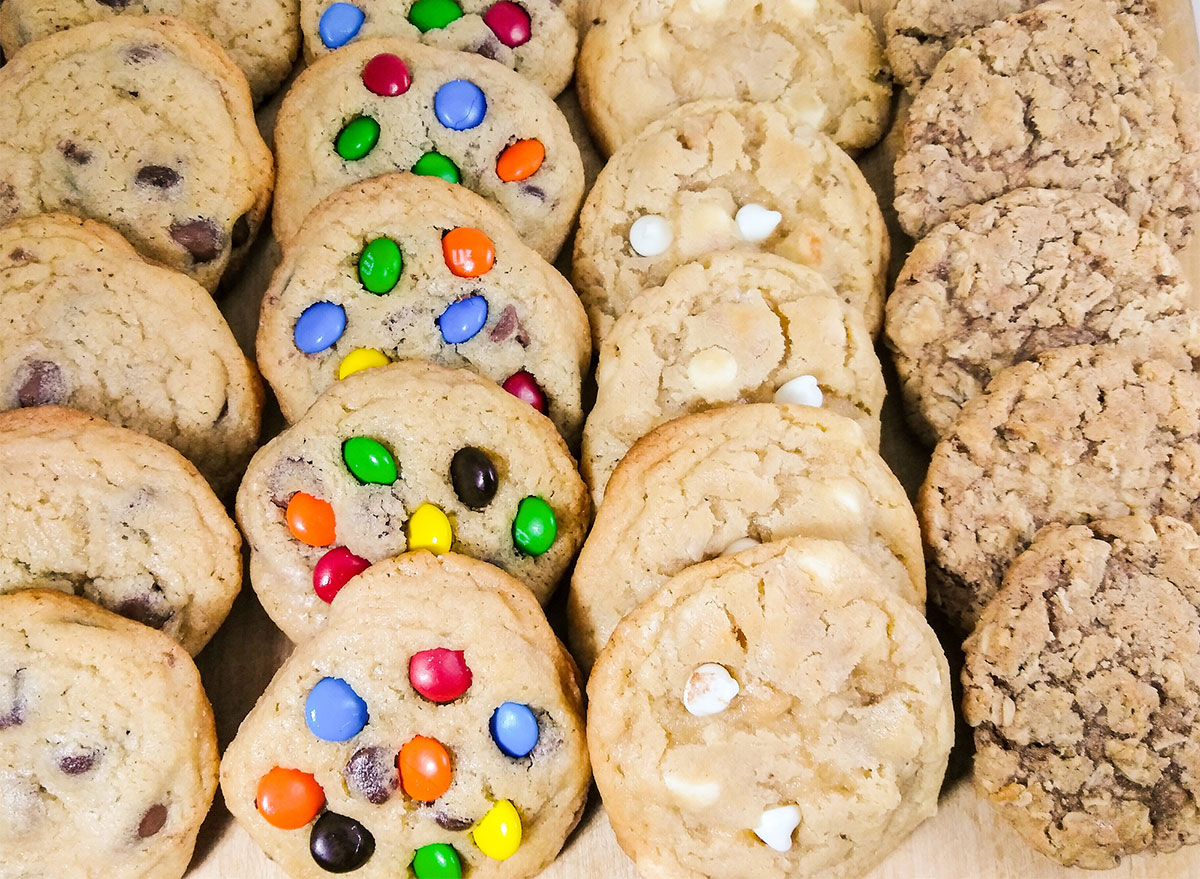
[
  {"x1": 736, "y1": 204, "x2": 783, "y2": 243},
  {"x1": 753, "y1": 805, "x2": 801, "y2": 852},
  {"x1": 690, "y1": 0, "x2": 727, "y2": 14},
  {"x1": 837, "y1": 489, "x2": 863, "y2": 516},
  {"x1": 663, "y1": 770, "x2": 722, "y2": 808},
  {"x1": 788, "y1": 0, "x2": 817, "y2": 16},
  {"x1": 774, "y1": 375, "x2": 824, "y2": 408},
  {"x1": 629, "y1": 215, "x2": 673, "y2": 257},
  {"x1": 683, "y1": 663, "x2": 740, "y2": 716},
  {"x1": 687, "y1": 346, "x2": 738, "y2": 395},
  {"x1": 721, "y1": 537, "x2": 759, "y2": 556}
]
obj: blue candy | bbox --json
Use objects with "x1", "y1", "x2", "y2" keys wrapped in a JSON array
[
  {"x1": 434, "y1": 80, "x2": 487, "y2": 131},
  {"x1": 305, "y1": 677, "x2": 369, "y2": 742},
  {"x1": 319, "y1": 3, "x2": 365, "y2": 49},
  {"x1": 294, "y1": 301, "x2": 347, "y2": 353},
  {"x1": 438, "y1": 295, "x2": 488, "y2": 344},
  {"x1": 489, "y1": 702, "x2": 539, "y2": 758}
]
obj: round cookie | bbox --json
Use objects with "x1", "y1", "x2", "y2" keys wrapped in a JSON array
[
  {"x1": 886, "y1": 189, "x2": 1200, "y2": 445},
  {"x1": 301, "y1": 0, "x2": 579, "y2": 97},
  {"x1": 569, "y1": 404, "x2": 925, "y2": 672},
  {"x1": 577, "y1": 0, "x2": 892, "y2": 156},
  {"x1": 236, "y1": 361, "x2": 590, "y2": 642},
  {"x1": 963, "y1": 516, "x2": 1200, "y2": 868},
  {"x1": 220, "y1": 552, "x2": 589, "y2": 879},
  {"x1": 573, "y1": 101, "x2": 889, "y2": 343},
  {"x1": 588, "y1": 538, "x2": 953, "y2": 879},
  {"x1": 258, "y1": 174, "x2": 590, "y2": 444},
  {"x1": 273, "y1": 37, "x2": 583, "y2": 259},
  {"x1": 583, "y1": 251, "x2": 885, "y2": 503},
  {"x1": 0, "y1": 590, "x2": 218, "y2": 879},
  {"x1": 921, "y1": 344, "x2": 1200, "y2": 633},
  {"x1": 894, "y1": 0, "x2": 1200, "y2": 249},
  {"x1": 0, "y1": 213, "x2": 263, "y2": 496},
  {"x1": 0, "y1": 0, "x2": 300, "y2": 102}
]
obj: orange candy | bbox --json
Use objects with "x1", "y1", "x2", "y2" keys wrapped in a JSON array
[
  {"x1": 286, "y1": 492, "x2": 336, "y2": 547},
  {"x1": 399, "y1": 735, "x2": 452, "y2": 801},
  {"x1": 257, "y1": 767, "x2": 326, "y2": 829},
  {"x1": 496, "y1": 139, "x2": 545, "y2": 182},
  {"x1": 442, "y1": 227, "x2": 495, "y2": 278}
]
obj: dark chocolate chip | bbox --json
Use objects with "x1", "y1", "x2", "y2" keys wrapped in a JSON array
[
  {"x1": 115, "y1": 589, "x2": 174, "y2": 630},
  {"x1": 0, "y1": 668, "x2": 25, "y2": 729},
  {"x1": 8, "y1": 248, "x2": 34, "y2": 264},
  {"x1": 488, "y1": 304, "x2": 530, "y2": 347},
  {"x1": 15, "y1": 360, "x2": 64, "y2": 408},
  {"x1": 99, "y1": 0, "x2": 132, "y2": 7},
  {"x1": 170, "y1": 218, "x2": 224, "y2": 264},
  {"x1": 58, "y1": 141, "x2": 92, "y2": 165},
  {"x1": 433, "y1": 811, "x2": 474, "y2": 831},
  {"x1": 343, "y1": 746, "x2": 398, "y2": 805},
  {"x1": 521, "y1": 184, "x2": 546, "y2": 201},
  {"x1": 230, "y1": 213, "x2": 251, "y2": 249},
  {"x1": 474, "y1": 40, "x2": 501, "y2": 61},
  {"x1": 138, "y1": 803, "x2": 167, "y2": 838},
  {"x1": 58, "y1": 748, "x2": 101, "y2": 775},
  {"x1": 124, "y1": 44, "x2": 159, "y2": 63},
  {"x1": 135, "y1": 165, "x2": 180, "y2": 190}
]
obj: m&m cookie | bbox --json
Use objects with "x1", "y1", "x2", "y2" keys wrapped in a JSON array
[
  {"x1": 257, "y1": 174, "x2": 590, "y2": 443},
  {"x1": 235, "y1": 361, "x2": 589, "y2": 641},
  {"x1": 219, "y1": 551, "x2": 590, "y2": 878},
  {"x1": 272, "y1": 38, "x2": 583, "y2": 259}
]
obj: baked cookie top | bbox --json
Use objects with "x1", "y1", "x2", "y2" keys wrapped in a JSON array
[
  {"x1": 0, "y1": 17, "x2": 274, "y2": 292},
  {"x1": 0, "y1": 589, "x2": 218, "y2": 879},
  {"x1": 964, "y1": 516, "x2": 1200, "y2": 868},
  {"x1": 885, "y1": 189, "x2": 1198, "y2": 445},
  {"x1": 272, "y1": 37, "x2": 583, "y2": 259},
  {"x1": 220, "y1": 552, "x2": 589, "y2": 879},
  {"x1": 573, "y1": 101, "x2": 889, "y2": 343},
  {"x1": 577, "y1": 0, "x2": 892, "y2": 155},
  {"x1": 894, "y1": 0, "x2": 1200, "y2": 248},
  {"x1": 588, "y1": 538, "x2": 953, "y2": 879}
]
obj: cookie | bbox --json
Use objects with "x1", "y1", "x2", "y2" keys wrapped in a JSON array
[
  {"x1": 0, "y1": 589, "x2": 218, "y2": 879},
  {"x1": 886, "y1": 189, "x2": 1199, "y2": 445},
  {"x1": 576, "y1": 0, "x2": 892, "y2": 156},
  {"x1": 894, "y1": 0, "x2": 1200, "y2": 249},
  {"x1": 963, "y1": 516, "x2": 1200, "y2": 868},
  {"x1": 588, "y1": 538, "x2": 953, "y2": 879},
  {"x1": 921, "y1": 345, "x2": 1200, "y2": 632},
  {"x1": 220, "y1": 551, "x2": 589, "y2": 879},
  {"x1": 569, "y1": 404, "x2": 925, "y2": 672},
  {"x1": 0, "y1": 213, "x2": 263, "y2": 496},
  {"x1": 236, "y1": 361, "x2": 589, "y2": 642},
  {"x1": 301, "y1": 0, "x2": 578, "y2": 96},
  {"x1": 0, "y1": 0, "x2": 300, "y2": 102},
  {"x1": 572, "y1": 101, "x2": 889, "y2": 344},
  {"x1": 273, "y1": 37, "x2": 583, "y2": 259},
  {"x1": 583, "y1": 251, "x2": 885, "y2": 503},
  {"x1": 0, "y1": 406, "x2": 242, "y2": 655},
  {"x1": 0, "y1": 17, "x2": 274, "y2": 292},
  {"x1": 257, "y1": 174, "x2": 590, "y2": 444}
]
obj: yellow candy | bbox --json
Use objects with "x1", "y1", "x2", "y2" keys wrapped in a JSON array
[
  {"x1": 472, "y1": 799, "x2": 521, "y2": 861},
  {"x1": 407, "y1": 503, "x2": 453, "y2": 555},
  {"x1": 338, "y1": 347, "x2": 390, "y2": 380}
]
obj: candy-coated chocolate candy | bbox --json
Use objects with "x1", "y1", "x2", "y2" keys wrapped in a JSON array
[
  {"x1": 434, "y1": 80, "x2": 487, "y2": 131},
  {"x1": 484, "y1": 2, "x2": 532, "y2": 48},
  {"x1": 450, "y1": 446, "x2": 498, "y2": 509},
  {"x1": 336, "y1": 116, "x2": 380, "y2": 161},
  {"x1": 362, "y1": 53, "x2": 411, "y2": 97},
  {"x1": 442, "y1": 227, "x2": 495, "y2": 278},
  {"x1": 305, "y1": 677, "x2": 369, "y2": 742},
  {"x1": 409, "y1": 0, "x2": 463, "y2": 31},
  {"x1": 407, "y1": 503, "x2": 453, "y2": 554},
  {"x1": 399, "y1": 735, "x2": 452, "y2": 801},
  {"x1": 413, "y1": 151, "x2": 461, "y2": 183},
  {"x1": 412, "y1": 843, "x2": 463, "y2": 879},
  {"x1": 313, "y1": 547, "x2": 372, "y2": 603},
  {"x1": 286, "y1": 492, "x2": 336, "y2": 547},
  {"x1": 439, "y1": 295, "x2": 488, "y2": 344},
  {"x1": 256, "y1": 767, "x2": 325, "y2": 830},
  {"x1": 338, "y1": 347, "x2": 390, "y2": 380},
  {"x1": 319, "y1": 2, "x2": 364, "y2": 49},
  {"x1": 409, "y1": 648, "x2": 473, "y2": 702},
  {"x1": 294, "y1": 301, "x2": 346, "y2": 353},
  {"x1": 472, "y1": 800, "x2": 522, "y2": 860},
  {"x1": 310, "y1": 811, "x2": 375, "y2": 872},
  {"x1": 496, "y1": 139, "x2": 544, "y2": 182},
  {"x1": 342, "y1": 437, "x2": 398, "y2": 484},
  {"x1": 489, "y1": 702, "x2": 539, "y2": 758},
  {"x1": 358, "y1": 237, "x2": 403, "y2": 294},
  {"x1": 501, "y1": 371, "x2": 546, "y2": 413},
  {"x1": 513, "y1": 496, "x2": 556, "y2": 556}
]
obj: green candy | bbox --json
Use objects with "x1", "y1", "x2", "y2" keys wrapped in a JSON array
[
  {"x1": 335, "y1": 116, "x2": 380, "y2": 161},
  {"x1": 513, "y1": 496, "x2": 556, "y2": 556},
  {"x1": 411, "y1": 843, "x2": 462, "y2": 878},
  {"x1": 408, "y1": 0, "x2": 463, "y2": 32},
  {"x1": 342, "y1": 437, "x2": 398, "y2": 485},
  {"x1": 412, "y1": 151, "x2": 461, "y2": 184},
  {"x1": 358, "y1": 237, "x2": 402, "y2": 294}
]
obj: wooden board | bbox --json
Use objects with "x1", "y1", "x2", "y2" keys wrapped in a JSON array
[{"x1": 191, "y1": 2, "x2": 1200, "y2": 876}]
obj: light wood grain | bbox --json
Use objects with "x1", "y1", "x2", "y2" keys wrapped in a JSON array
[{"x1": 192, "y1": 1, "x2": 1200, "y2": 876}]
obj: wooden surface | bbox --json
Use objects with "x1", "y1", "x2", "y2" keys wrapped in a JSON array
[{"x1": 191, "y1": 2, "x2": 1200, "y2": 877}]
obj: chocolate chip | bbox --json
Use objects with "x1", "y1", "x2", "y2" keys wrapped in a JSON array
[
  {"x1": 124, "y1": 45, "x2": 159, "y2": 64},
  {"x1": 138, "y1": 803, "x2": 167, "y2": 838},
  {"x1": 433, "y1": 811, "x2": 474, "y2": 831},
  {"x1": 521, "y1": 184, "x2": 546, "y2": 201},
  {"x1": 170, "y1": 218, "x2": 224, "y2": 264},
  {"x1": 58, "y1": 141, "x2": 91, "y2": 165},
  {"x1": 0, "y1": 669, "x2": 25, "y2": 729},
  {"x1": 8, "y1": 248, "x2": 34, "y2": 264},
  {"x1": 135, "y1": 165, "x2": 180, "y2": 190},
  {"x1": 115, "y1": 589, "x2": 174, "y2": 630},
  {"x1": 474, "y1": 40, "x2": 501, "y2": 61},
  {"x1": 343, "y1": 747, "x2": 398, "y2": 805},
  {"x1": 231, "y1": 213, "x2": 251, "y2": 249},
  {"x1": 57, "y1": 748, "x2": 100, "y2": 775},
  {"x1": 489, "y1": 304, "x2": 531, "y2": 347},
  {"x1": 99, "y1": 0, "x2": 132, "y2": 7},
  {"x1": 15, "y1": 360, "x2": 64, "y2": 408}
]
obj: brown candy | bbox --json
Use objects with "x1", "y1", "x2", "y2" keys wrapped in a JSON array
[{"x1": 137, "y1": 803, "x2": 167, "y2": 838}]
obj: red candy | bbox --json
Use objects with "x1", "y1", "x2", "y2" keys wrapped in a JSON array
[
  {"x1": 502, "y1": 371, "x2": 546, "y2": 414},
  {"x1": 409, "y1": 648, "x2": 473, "y2": 702},
  {"x1": 313, "y1": 547, "x2": 372, "y2": 603},
  {"x1": 363, "y1": 53, "x2": 412, "y2": 97},
  {"x1": 484, "y1": 2, "x2": 531, "y2": 48}
]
